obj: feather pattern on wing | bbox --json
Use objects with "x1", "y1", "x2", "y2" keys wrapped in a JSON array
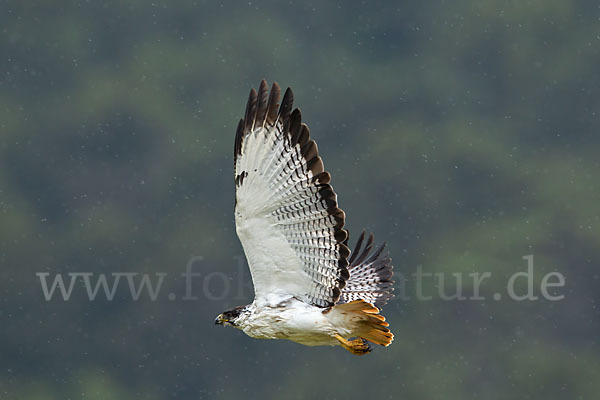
[
  {"x1": 234, "y1": 80, "x2": 349, "y2": 308},
  {"x1": 338, "y1": 231, "x2": 395, "y2": 308}
]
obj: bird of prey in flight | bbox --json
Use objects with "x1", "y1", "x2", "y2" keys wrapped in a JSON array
[{"x1": 215, "y1": 80, "x2": 394, "y2": 355}]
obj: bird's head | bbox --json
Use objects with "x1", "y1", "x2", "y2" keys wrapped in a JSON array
[{"x1": 215, "y1": 305, "x2": 248, "y2": 328}]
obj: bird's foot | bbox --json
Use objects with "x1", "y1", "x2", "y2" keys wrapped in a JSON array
[{"x1": 335, "y1": 334, "x2": 372, "y2": 355}]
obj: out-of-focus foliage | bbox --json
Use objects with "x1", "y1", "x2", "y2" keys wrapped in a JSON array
[{"x1": 1, "y1": 1, "x2": 598, "y2": 399}]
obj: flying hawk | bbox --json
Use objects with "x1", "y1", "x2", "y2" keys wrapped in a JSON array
[{"x1": 215, "y1": 80, "x2": 394, "y2": 355}]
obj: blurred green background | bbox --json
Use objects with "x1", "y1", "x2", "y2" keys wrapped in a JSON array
[{"x1": 1, "y1": 1, "x2": 599, "y2": 399}]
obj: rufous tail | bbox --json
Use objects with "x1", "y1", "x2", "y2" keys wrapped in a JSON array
[{"x1": 334, "y1": 299, "x2": 394, "y2": 347}]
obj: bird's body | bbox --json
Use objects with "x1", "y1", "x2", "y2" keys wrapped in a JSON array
[
  {"x1": 216, "y1": 81, "x2": 394, "y2": 355},
  {"x1": 235, "y1": 299, "x2": 349, "y2": 347}
]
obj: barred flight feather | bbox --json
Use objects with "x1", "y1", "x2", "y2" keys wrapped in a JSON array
[{"x1": 338, "y1": 230, "x2": 395, "y2": 308}]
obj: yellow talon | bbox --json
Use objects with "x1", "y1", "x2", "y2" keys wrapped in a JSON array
[{"x1": 335, "y1": 334, "x2": 372, "y2": 355}]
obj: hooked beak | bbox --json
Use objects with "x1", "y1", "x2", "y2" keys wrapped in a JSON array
[{"x1": 215, "y1": 314, "x2": 225, "y2": 325}]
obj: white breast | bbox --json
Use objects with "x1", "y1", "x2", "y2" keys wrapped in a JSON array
[{"x1": 238, "y1": 299, "x2": 349, "y2": 346}]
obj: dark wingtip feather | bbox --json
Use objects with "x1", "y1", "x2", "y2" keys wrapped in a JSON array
[
  {"x1": 289, "y1": 108, "x2": 302, "y2": 142},
  {"x1": 243, "y1": 88, "x2": 258, "y2": 133},
  {"x1": 278, "y1": 87, "x2": 294, "y2": 126},
  {"x1": 297, "y1": 123, "x2": 310, "y2": 147},
  {"x1": 235, "y1": 81, "x2": 273, "y2": 167},
  {"x1": 365, "y1": 242, "x2": 385, "y2": 265},
  {"x1": 348, "y1": 230, "x2": 366, "y2": 265},
  {"x1": 265, "y1": 82, "x2": 281, "y2": 126},
  {"x1": 301, "y1": 140, "x2": 318, "y2": 160},
  {"x1": 350, "y1": 232, "x2": 374, "y2": 268},
  {"x1": 312, "y1": 171, "x2": 331, "y2": 185},
  {"x1": 255, "y1": 80, "x2": 269, "y2": 127},
  {"x1": 234, "y1": 119, "x2": 244, "y2": 161},
  {"x1": 306, "y1": 156, "x2": 324, "y2": 177}
]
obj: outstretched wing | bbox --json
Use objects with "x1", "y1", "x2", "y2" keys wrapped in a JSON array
[
  {"x1": 234, "y1": 80, "x2": 349, "y2": 308},
  {"x1": 338, "y1": 231, "x2": 394, "y2": 308}
]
